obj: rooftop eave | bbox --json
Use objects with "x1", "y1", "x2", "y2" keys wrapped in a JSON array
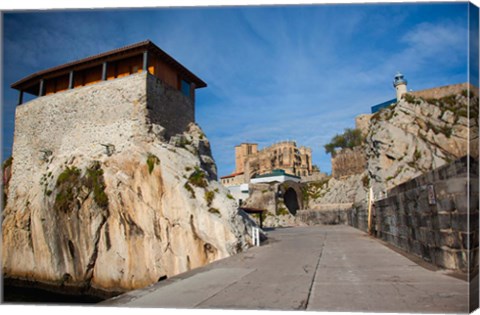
[{"x1": 11, "y1": 40, "x2": 207, "y2": 91}]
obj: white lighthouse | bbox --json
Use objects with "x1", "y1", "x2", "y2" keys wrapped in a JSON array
[{"x1": 393, "y1": 72, "x2": 408, "y2": 100}]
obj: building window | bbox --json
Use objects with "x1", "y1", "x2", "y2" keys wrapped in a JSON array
[{"x1": 181, "y1": 79, "x2": 191, "y2": 97}]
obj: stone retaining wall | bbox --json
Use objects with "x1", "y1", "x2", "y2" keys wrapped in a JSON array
[
  {"x1": 410, "y1": 83, "x2": 469, "y2": 100},
  {"x1": 348, "y1": 156, "x2": 478, "y2": 273},
  {"x1": 297, "y1": 209, "x2": 349, "y2": 225},
  {"x1": 331, "y1": 147, "x2": 366, "y2": 179}
]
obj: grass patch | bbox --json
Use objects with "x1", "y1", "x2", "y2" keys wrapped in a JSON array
[
  {"x1": 362, "y1": 174, "x2": 369, "y2": 187},
  {"x1": 54, "y1": 163, "x2": 109, "y2": 212},
  {"x1": 184, "y1": 182, "x2": 195, "y2": 198},
  {"x1": 84, "y1": 162, "x2": 109, "y2": 209},
  {"x1": 146, "y1": 153, "x2": 160, "y2": 174},
  {"x1": 226, "y1": 193, "x2": 235, "y2": 200},
  {"x1": 403, "y1": 93, "x2": 421, "y2": 105},
  {"x1": 277, "y1": 207, "x2": 290, "y2": 216},
  {"x1": 204, "y1": 190, "x2": 215, "y2": 206},
  {"x1": 188, "y1": 167, "x2": 208, "y2": 188},
  {"x1": 54, "y1": 166, "x2": 82, "y2": 213},
  {"x1": 208, "y1": 207, "x2": 221, "y2": 216}
]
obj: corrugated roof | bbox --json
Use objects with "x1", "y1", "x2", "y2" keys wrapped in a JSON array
[{"x1": 11, "y1": 40, "x2": 207, "y2": 91}]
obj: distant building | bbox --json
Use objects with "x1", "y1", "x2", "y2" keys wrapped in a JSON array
[
  {"x1": 221, "y1": 141, "x2": 313, "y2": 205},
  {"x1": 11, "y1": 40, "x2": 207, "y2": 141},
  {"x1": 221, "y1": 141, "x2": 313, "y2": 186},
  {"x1": 250, "y1": 169, "x2": 301, "y2": 184}
]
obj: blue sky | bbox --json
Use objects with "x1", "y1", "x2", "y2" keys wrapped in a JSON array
[{"x1": 1, "y1": 2, "x2": 473, "y2": 176}]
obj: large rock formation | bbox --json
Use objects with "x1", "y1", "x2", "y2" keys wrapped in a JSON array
[
  {"x1": 2, "y1": 73, "x2": 256, "y2": 295},
  {"x1": 303, "y1": 173, "x2": 368, "y2": 208},
  {"x1": 306, "y1": 85, "x2": 476, "y2": 208},
  {"x1": 366, "y1": 89, "x2": 477, "y2": 197}
]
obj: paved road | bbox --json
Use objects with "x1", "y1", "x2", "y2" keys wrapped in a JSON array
[{"x1": 103, "y1": 225, "x2": 469, "y2": 313}]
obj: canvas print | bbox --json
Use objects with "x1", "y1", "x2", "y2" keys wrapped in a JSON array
[{"x1": 1, "y1": 1, "x2": 479, "y2": 314}]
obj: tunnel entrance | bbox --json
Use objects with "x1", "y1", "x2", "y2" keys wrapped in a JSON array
[{"x1": 283, "y1": 188, "x2": 299, "y2": 215}]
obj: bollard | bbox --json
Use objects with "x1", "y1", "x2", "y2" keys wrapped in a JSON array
[{"x1": 251, "y1": 227, "x2": 260, "y2": 246}]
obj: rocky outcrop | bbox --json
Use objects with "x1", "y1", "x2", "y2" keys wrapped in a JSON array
[
  {"x1": 2, "y1": 73, "x2": 257, "y2": 295},
  {"x1": 366, "y1": 90, "x2": 476, "y2": 196},
  {"x1": 303, "y1": 173, "x2": 368, "y2": 208},
  {"x1": 308, "y1": 87, "x2": 475, "y2": 209}
]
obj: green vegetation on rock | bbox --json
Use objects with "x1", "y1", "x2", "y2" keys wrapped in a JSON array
[
  {"x1": 188, "y1": 167, "x2": 208, "y2": 188},
  {"x1": 208, "y1": 207, "x2": 221, "y2": 216},
  {"x1": 85, "y1": 162, "x2": 109, "y2": 209},
  {"x1": 324, "y1": 128, "x2": 364, "y2": 155},
  {"x1": 277, "y1": 207, "x2": 290, "y2": 216},
  {"x1": 146, "y1": 153, "x2": 160, "y2": 174},
  {"x1": 204, "y1": 190, "x2": 215, "y2": 207},
  {"x1": 54, "y1": 163, "x2": 109, "y2": 213},
  {"x1": 184, "y1": 182, "x2": 195, "y2": 198},
  {"x1": 54, "y1": 166, "x2": 82, "y2": 213}
]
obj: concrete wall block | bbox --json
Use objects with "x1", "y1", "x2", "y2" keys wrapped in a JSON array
[
  {"x1": 434, "y1": 248, "x2": 459, "y2": 270},
  {"x1": 445, "y1": 178, "x2": 468, "y2": 195},
  {"x1": 470, "y1": 248, "x2": 479, "y2": 272},
  {"x1": 455, "y1": 250, "x2": 469, "y2": 272},
  {"x1": 470, "y1": 212, "x2": 479, "y2": 231},
  {"x1": 397, "y1": 225, "x2": 409, "y2": 238},
  {"x1": 435, "y1": 212, "x2": 452, "y2": 230},
  {"x1": 420, "y1": 243, "x2": 433, "y2": 263},
  {"x1": 452, "y1": 213, "x2": 475, "y2": 231},
  {"x1": 410, "y1": 240, "x2": 422, "y2": 256},
  {"x1": 459, "y1": 232, "x2": 475, "y2": 250},
  {"x1": 454, "y1": 194, "x2": 471, "y2": 214},
  {"x1": 436, "y1": 197, "x2": 456, "y2": 212},
  {"x1": 419, "y1": 214, "x2": 432, "y2": 228},
  {"x1": 392, "y1": 236, "x2": 409, "y2": 251},
  {"x1": 437, "y1": 230, "x2": 461, "y2": 249},
  {"x1": 417, "y1": 227, "x2": 430, "y2": 244}
]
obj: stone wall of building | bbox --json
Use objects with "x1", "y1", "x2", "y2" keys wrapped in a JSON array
[
  {"x1": 220, "y1": 173, "x2": 245, "y2": 186},
  {"x1": 9, "y1": 72, "x2": 193, "y2": 202},
  {"x1": 146, "y1": 73, "x2": 195, "y2": 139},
  {"x1": 297, "y1": 208, "x2": 349, "y2": 225},
  {"x1": 355, "y1": 114, "x2": 372, "y2": 136},
  {"x1": 234, "y1": 141, "x2": 313, "y2": 181},
  {"x1": 300, "y1": 171, "x2": 328, "y2": 183},
  {"x1": 410, "y1": 82, "x2": 469, "y2": 100},
  {"x1": 349, "y1": 156, "x2": 478, "y2": 273},
  {"x1": 331, "y1": 147, "x2": 366, "y2": 179}
]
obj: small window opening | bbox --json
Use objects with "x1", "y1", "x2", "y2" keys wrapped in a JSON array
[{"x1": 181, "y1": 79, "x2": 191, "y2": 97}]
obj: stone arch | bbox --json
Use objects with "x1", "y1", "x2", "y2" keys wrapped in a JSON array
[
  {"x1": 283, "y1": 188, "x2": 299, "y2": 215},
  {"x1": 278, "y1": 180, "x2": 304, "y2": 215}
]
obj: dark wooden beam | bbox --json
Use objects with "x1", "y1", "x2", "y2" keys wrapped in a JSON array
[
  {"x1": 102, "y1": 62, "x2": 107, "y2": 81},
  {"x1": 17, "y1": 90, "x2": 24, "y2": 105},
  {"x1": 39, "y1": 79, "x2": 45, "y2": 96},
  {"x1": 143, "y1": 50, "x2": 149, "y2": 72},
  {"x1": 68, "y1": 71, "x2": 74, "y2": 89}
]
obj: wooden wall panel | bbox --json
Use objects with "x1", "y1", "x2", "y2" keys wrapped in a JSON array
[
  {"x1": 45, "y1": 80, "x2": 55, "y2": 95},
  {"x1": 153, "y1": 57, "x2": 179, "y2": 89},
  {"x1": 84, "y1": 66, "x2": 102, "y2": 86}
]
